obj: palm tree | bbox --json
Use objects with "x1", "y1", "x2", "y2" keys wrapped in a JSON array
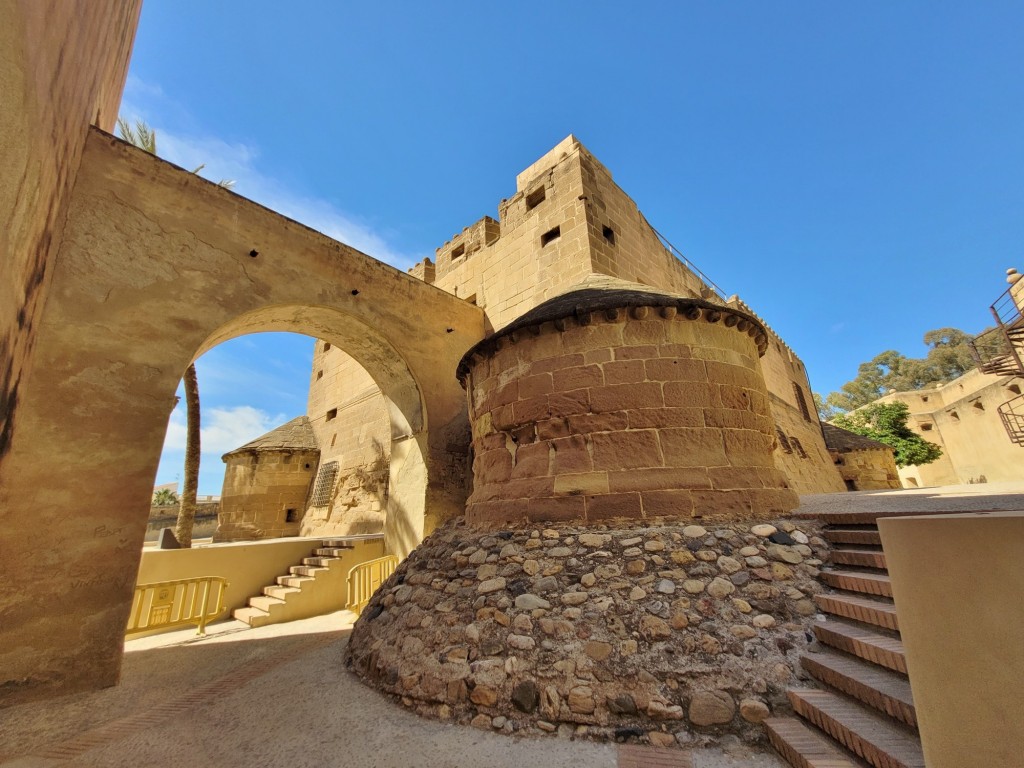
[{"x1": 118, "y1": 117, "x2": 234, "y2": 547}]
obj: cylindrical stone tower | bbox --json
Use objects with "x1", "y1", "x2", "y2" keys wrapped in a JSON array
[{"x1": 456, "y1": 286, "x2": 798, "y2": 525}]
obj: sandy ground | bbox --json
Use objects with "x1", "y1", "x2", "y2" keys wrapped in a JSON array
[
  {"x1": 0, "y1": 611, "x2": 784, "y2": 768},
  {"x1": 4, "y1": 482, "x2": 1020, "y2": 768}
]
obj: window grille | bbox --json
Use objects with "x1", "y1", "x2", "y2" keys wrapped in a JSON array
[{"x1": 309, "y1": 461, "x2": 338, "y2": 507}]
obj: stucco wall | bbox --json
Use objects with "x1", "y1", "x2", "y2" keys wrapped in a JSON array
[{"x1": 880, "y1": 369, "x2": 1024, "y2": 487}]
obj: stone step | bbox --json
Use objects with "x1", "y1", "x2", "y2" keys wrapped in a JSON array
[
  {"x1": 814, "y1": 594, "x2": 899, "y2": 632},
  {"x1": 302, "y1": 556, "x2": 336, "y2": 567},
  {"x1": 830, "y1": 549, "x2": 887, "y2": 570},
  {"x1": 320, "y1": 540, "x2": 356, "y2": 549},
  {"x1": 233, "y1": 606, "x2": 269, "y2": 626},
  {"x1": 801, "y1": 650, "x2": 916, "y2": 729},
  {"x1": 314, "y1": 547, "x2": 351, "y2": 557},
  {"x1": 289, "y1": 565, "x2": 327, "y2": 577},
  {"x1": 788, "y1": 689, "x2": 924, "y2": 768},
  {"x1": 276, "y1": 574, "x2": 314, "y2": 588},
  {"x1": 248, "y1": 595, "x2": 286, "y2": 613},
  {"x1": 823, "y1": 528, "x2": 881, "y2": 546},
  {"x1": 263, "y1": 585, "x2": 301, "y2": 600},
  {"x1": 763, "y1": 716, "x2": 869, "y2": 768},
  {"x1": 820, "y1": 570, "x2": 892, "y2": 598},
  {"x1": 793, "y1": 509, "x2": 963, "y2": 525},
  {"x1": 813, "y1": 621, "x2": 907, "y2": 675}
]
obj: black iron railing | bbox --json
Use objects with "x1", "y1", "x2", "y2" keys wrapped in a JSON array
[{"x1": 997, "y1": 393, "x2": 1024, "y2": 446}]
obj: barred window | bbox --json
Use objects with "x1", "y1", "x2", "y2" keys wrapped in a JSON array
[
  {"x1": 793, "y1": 382, "x2": 812, "y2": 422},
  {"x1": 309, "y1": 461, "x2": 338, "y2": 507}
]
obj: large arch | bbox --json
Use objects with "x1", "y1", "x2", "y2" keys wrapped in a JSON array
[{"x1": 0, "y1": 128, "x2": 484, "y2": 704}]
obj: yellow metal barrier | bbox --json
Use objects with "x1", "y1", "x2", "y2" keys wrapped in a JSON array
[
  {"x1": 347, "y1": 555, "x2": 398, "y2": 616},
  {"x1": 127, "y1": 576, "x2": 229, "y2": 636}
]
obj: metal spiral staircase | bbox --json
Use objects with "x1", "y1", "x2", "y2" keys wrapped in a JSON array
[{"x1": 968, "y1": 277, "x2": 1024, "y2": 443}]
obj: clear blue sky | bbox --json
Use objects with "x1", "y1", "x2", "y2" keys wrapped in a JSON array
[{"x1": 125, "y1": 2, "x2": 1024, "y2": 495}]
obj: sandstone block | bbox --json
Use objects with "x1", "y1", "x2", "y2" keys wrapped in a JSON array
[
  {"x1": 739, "y1": 698, "x2": 770, "y2": 723},
  {"x1": 688, "y1": 690, "x2": 736, "y2": 726}
]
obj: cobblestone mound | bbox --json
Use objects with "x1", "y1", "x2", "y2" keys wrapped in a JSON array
[{"x1": 346, "y1": 517, "x2": 828, "y2": 747}]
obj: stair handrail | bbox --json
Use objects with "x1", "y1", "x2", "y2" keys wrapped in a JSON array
[
  {"x1": 127, "y1": 576, "x2": 229, "y2": 636},
  {"x1": 997, "y1": 392, "x2": 1024, "y2": 446},
  {"x1": 347, "y1": 555, "x2": 398, "y2": 616}
]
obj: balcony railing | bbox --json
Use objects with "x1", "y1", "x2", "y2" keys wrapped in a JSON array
[
  {"x1": 998, "y1": 393, "x2": 1024, "y2": 446},
  {"x1": 969, "y1": 285, "x2": 1024, "y2": 376}
]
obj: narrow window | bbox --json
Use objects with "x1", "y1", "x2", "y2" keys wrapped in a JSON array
[
  {"x1": 325, "y1": 408, "x2": 338, "y2": 421},
  {"x1": 285, "y1": 509, "x2": 298, "y2": 523},
  {"x1": 309, "y1": 461, "x2": 339, "y2": 507},
  {"x1": 921, "y1": 423, "x2": 934, "y2": 431},
  {"x1": 541, "y1": 226, "x2": 561, "y2": 247},
  {"x1": 793, "y1": 383, "x2": 812, "y2": 422},
  {"x1": 526, "y1": 186, "x2": 546, "y2": 211},
  {"x1": 949, "y1": 411, "x2": 960, "y2": 421},
  {"x1": 1009, "y1": 384, "x2": 1022, "y2": 395},
  {"x1": 791, "y1": 437, "x2": 808, "y2": 458},
  {"x1": 776, "y1": 428, "x2": 793, "y2": 454},
  {"x1": 451, "y1": 243, "x2": 465, "y2": 260},
  {"x1": 602, "y1": 225, "x2": 616, "y2": 245},
  {"x1": 323, "y1": 342, "x2": 331, "y2": 352},
  {"x1": 316, "y1": 370, "x2": 323, "y2": 380},
  {"x1": 973, "y1": 401, "x2": 985, "y2": 411},
  {"x1": 330, "y1": 433, "x2": 337, "y2": 448}
]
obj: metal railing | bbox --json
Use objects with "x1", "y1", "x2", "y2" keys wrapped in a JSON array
[
  {"x1": 347, "y1": 555, "x2": 398, "y2": 617},
  {"x1": 127, "y1": 576, "x2": 229, "y2": 636},
  {"x1": 998, "y1": 393, "x2": 1024, "y2": 446},
  {"x1": 970, "y1": 285, "x2": 1024, "y2": 376}
]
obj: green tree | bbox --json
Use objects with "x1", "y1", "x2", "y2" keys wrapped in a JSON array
[
  {"x1": 833, "y1": 402, "x2": 943, "y2": 468},
  {"x1": 823, "y1": 327, "x2": 987, "y2": 413},
  {"x1": 152, "y1": 488, "x2": 180, "y2": 506},
  {"x1": 117, "y1": 118, "x2": 233, "y2": 547}
]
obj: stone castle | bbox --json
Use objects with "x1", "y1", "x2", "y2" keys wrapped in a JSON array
[{"x1": 216, "y1": 136, "x2": 904, "y2": 542}]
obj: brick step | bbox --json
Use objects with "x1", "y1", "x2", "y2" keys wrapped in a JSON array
[
  {"x1": 302, "y1": 556, "x2": 336, "y2": 567},
  {"x1": 248, "y1": 595, "x2": 285, "y2": 612},
  {"x1": 314, "y1": 547, "x2": 351, "y2": 557},
  {"x1": 801, "y1": 650, "x2": 916, "y2": 728},
  {"x1": 813, "y1": 620, "x2": 906, "y2": 674},
  {"x1": 263, "y1": 585, "x2": 301, "y2": 599},
  {"x1": 823, "y1": 528, "x2": 881, "y2": 546},
  {"x1": 830, "y1": 549, "x2": 887, "y2": 569},
  {"x1": 289, "y1": 565, "x2": 327, "y2": 577},
  {"x1": 276, "y1": 574, "x2": 313, "y2": 588},
  {"x1": 232, "y1": 606, "x2": 269, "y2": 626},
  {"x1": 819, "y1": 570, "x2": 892, "y2": 598},
  {"x1": 764, "y1": 716, "x2": 869, "y2": 768},
  {"x1": 788, "y1": 689, "x2": 924, "y2": 768},
  {"x1": 814, "y1": 594, "x2": 899, "y2": 632}
]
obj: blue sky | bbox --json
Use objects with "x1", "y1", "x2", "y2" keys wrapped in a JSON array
[{"x1": 126, "y1": 2, "x2": 1024, "y2": 495}]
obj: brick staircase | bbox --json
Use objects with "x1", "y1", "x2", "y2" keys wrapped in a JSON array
[
  {"x1": 764, "y1": 512, "x2": 927, "y2": 768},
  {"x1": 233, "y1": 540, "x2": 355, "y2": 627}
]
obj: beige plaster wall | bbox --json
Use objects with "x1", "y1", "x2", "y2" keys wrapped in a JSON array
[
  {"x1": 0, "y1": 129, "x2": 484, "y2": 705},
  {"x1": 879, "y1": 512, "x2": 1024, "y2": 768},
  {"x1": 880, "y1": 369, "x2": 1024, "y2": 487},
  {"x1": 0, "y1": 0, "x2": 139, "y2": 473},
  {"x1": 215, "y1": 448, "x2": 320, "y2": 541}
]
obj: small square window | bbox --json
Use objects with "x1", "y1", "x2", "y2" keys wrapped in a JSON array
[
  {"x1": 325, "y1": 408, "x2": 338, "y2": 421},
  {"x1": 921, "y1": 423, "x2": 934, "y2": 431},
  {"x1": 526, "y1": 186, "x2": 546, "y2": 210},
  {"x1": 451, "y1": 243, "x2": 465, "y2": 260},
  {"x1": 602, "y1": 225, "x2": 616, "y2": 245},
  {"x1": 285, "y1": 509, "x2": 299, "y2": 523},
  {"x1": 541, "y1": 226, "x2": 561, "y2": 247}
]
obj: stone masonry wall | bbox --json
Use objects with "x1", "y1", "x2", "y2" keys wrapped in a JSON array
[
  {"x1": 831, "y1": 448, "x2": 901, "y2": 491},
  {"x1": 215, "y1": 448, "x2": 319, "y2": 541},
  {"x1": 304, "y1": 342, "x2": 391, "y2": 536},
  {"x1": 462, "y1": 305, "x2": 798, "y2": 525},
  {"x1": 347, "y1": 516, "x2": 828, "y2": 747}
]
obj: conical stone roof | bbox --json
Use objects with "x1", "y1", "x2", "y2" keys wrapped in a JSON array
[{"x1": 222, "y1": 415, "x2": 318, "y2": 459}]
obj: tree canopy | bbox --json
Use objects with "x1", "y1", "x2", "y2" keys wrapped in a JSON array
[
  {"x1": 817, "y1": 327, "x2": 991, "y2": 415},
  {"x1": 832, "y1": 402, "x2": 943, "y2": 468}
]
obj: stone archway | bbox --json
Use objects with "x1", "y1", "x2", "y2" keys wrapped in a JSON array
[{"x1": 0, "y1": 127, "x2": 484, "y2": 704}]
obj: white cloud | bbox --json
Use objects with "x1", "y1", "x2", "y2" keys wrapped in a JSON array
[
  {"x1": 162, "y1": 405, "x2": 289, "y2": 458},
  {"x1": 118, "y1": 79, "x2": 420, "y2": 270}
]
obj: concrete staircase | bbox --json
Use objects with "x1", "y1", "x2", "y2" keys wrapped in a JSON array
[
  {"x1": 233, "y1": 540, "x2": 356, "y2": 628},
  {"x1": 764, "y1": 513, "x2": 926, "y2": 768}
]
